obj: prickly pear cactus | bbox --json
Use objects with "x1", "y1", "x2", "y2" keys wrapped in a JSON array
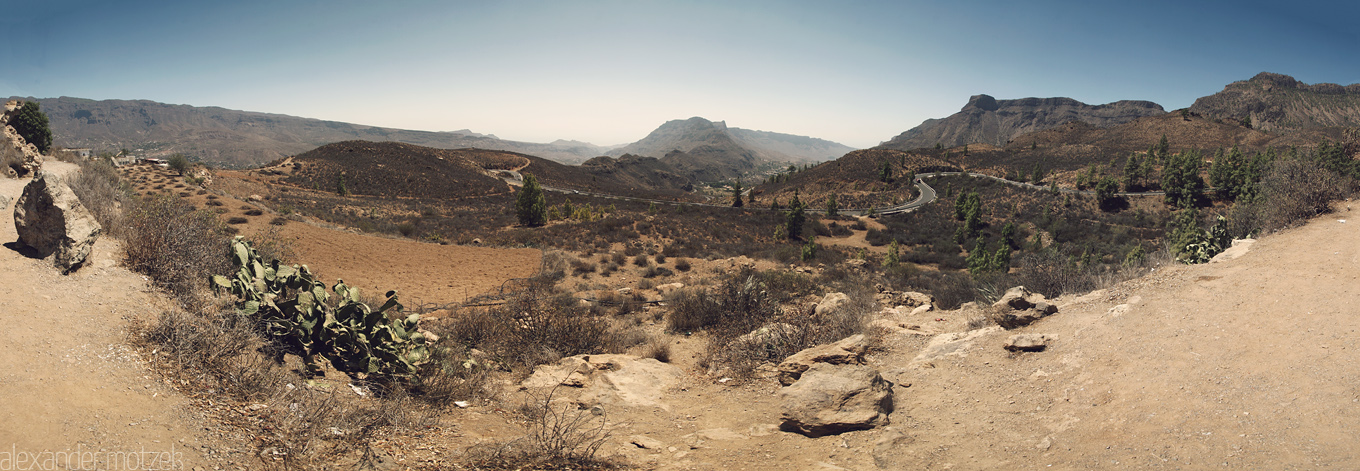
[{"x1": 211, "y1": 237, "x2": 431, "y2": 383}]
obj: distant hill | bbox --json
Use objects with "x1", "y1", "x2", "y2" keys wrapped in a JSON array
[
  {"x1": 284, "y1": 141, "x2": 512, "y2": 200},
  {"x1": 879, "y1": 94, "x2": 1166, "y2": 151},
  {"x1": 726, "y1": 127, "x2": 856, "y2": 163},
  {"x1": 14, "y1": 96, "x2": 612, "y2": 168},
  {"x1": 1189, "y1": 72, "x2": 1360, "y2": 132},
  {"x1": 607, "y1": 116, "x2": 854, "y2": 182},
  {"x1": 281, "y1": 140, "x2": 698, "y2": 202}
]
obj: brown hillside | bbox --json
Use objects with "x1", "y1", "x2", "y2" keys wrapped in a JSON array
[
  {"x1": 950, "y1": 112, "x2": 1344, "y2": 177},
  {"x1": 284, "y1": 141, "x2": 511, "y2": 199}
]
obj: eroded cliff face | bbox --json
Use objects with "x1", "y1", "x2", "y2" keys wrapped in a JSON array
[
  {"x1": 1190, "y1": 72, "x2": 1360, "y2": 132},
  {"x1": 879, "y1": 94, "x2": 1165, "y2": 151}
]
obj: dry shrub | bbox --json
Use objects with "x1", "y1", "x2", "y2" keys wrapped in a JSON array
[
  {"x1": 674, "y1": 258, "x2": 691, "y2": 272},
  {"x1": 668, "y1": 268, "x2": 875, "y2": 378},
  {"x1": 632, "y1": 254, "x2": 649, "y2": 267},
  {"x1": 122, "y1": 195, "x2": 231, "y2": 306},
  {"x1": 66, "y1": 159, "x2": 129, "y2": 231},
  {"x1": 1255, "y1": 158, "x2": 1352, "y2": 231},
  {"x1": 134, "y1": 307, "x2": 436, "y2": 471},
  {"x1": 437, "y1": 281, "x2": 625, "y2": 371},
  {"x1": 640, "y1": 339, "x2": 672, "y2": 363},
  {"x1": 463, "y1": 387, "x2": 619, "y2": 470},
  {"x1": 570, "y1": 258, "x2": 597, "y2": 276}
]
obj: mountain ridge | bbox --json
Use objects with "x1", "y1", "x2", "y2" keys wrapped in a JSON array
[
  {"x1": 13, "y1": 96, "x2": 615, "y2": 168},
  {"x1": 1189, "y1": 72, "x2": 1360, "y2": 132},
  {"x1": 878, "y1": 94, "x2": 1166, "y2": 151}
]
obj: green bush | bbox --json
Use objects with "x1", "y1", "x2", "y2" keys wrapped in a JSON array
[{"x1": 10, "y1": 101, "x2": 52, "y2": 153}]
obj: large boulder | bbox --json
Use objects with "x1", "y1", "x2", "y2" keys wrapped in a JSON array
[
  {"x1": 779, "y1": 363, "x2": 893, "y2": 437},
  {"x1": 989, "y1": 286, "x2": 1058, "y2": 329},
  {"x1": 13, "y1": 172, "x2": 101, "y2": 273},
  {"x1": 776, "y1": 334, "x2": 868, "y2": 386}
]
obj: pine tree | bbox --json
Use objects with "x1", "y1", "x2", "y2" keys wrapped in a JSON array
[
  {"x1": 990, "y1": 245, "x2": 1012, "y2": 272},
  {"x1": 966, "y1": 236, "x2": 990, "y2": 274},
  {"x1": 1122, "y1": 154, "x2": 1141, "y2": 191},
  {"x1": 1000, "y1": 221, "x2": 1017, "y2": 248},
  {"x1": 884, "y1": 239, "x2": 900, "y2": 268},
  {"x1": 515, "y1": 173, "x2": 548, "y2": 226},
  {"x1": 731, "y1": 180, "x2": 744, "y2": 207},
  {"x1": 826, "y1": 193, "x2": 839, "y2": 216}
]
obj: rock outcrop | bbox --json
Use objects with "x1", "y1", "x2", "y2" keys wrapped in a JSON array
[
  {"x1": 14, "y1": 172, "x2": 102, "y2": 273},
  {"x1": 988, "y1": 286, "x2": 1058, "y2": 329},
  {"x1": 1, "y1": 100, "x2": 44, "y2": 177},
  {"x1": 776, "y1": 334, "x2": 868, "y2": 386},
  {"x1": 1005, "y1": 333, "x2": 1049, "y2": 352},
  {"x1": 779, "y1": 363, "x2": 894, "y2": 437},
  {"x1": 523, "y1": 354, "x2": 684, "y2": 410},
  {"x1": 879, "y1": 94, "x2": 1165, "y2": 150}
]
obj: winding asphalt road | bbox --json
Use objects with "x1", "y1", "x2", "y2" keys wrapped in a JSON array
[{"x1": 498, "y1": 169, "x2": 1174, "y2": 218}]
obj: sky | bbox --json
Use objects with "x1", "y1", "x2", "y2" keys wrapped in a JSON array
[{"x1": 2, "y1": 0, "x2": 1358, "y2": 149}]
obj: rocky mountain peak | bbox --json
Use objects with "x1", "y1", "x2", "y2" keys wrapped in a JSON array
[{"x1": 964, "y1": 94, "x2": 999, "y2": 112}]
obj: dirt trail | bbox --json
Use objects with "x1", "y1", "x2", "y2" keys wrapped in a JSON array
[{"x1": 0, "y1": 163, "x2": 214, "y2": 469}]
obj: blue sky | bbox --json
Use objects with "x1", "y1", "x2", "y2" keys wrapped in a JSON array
[{"x1": 2, "y1": 0, "x2": 1357, "y2": 148}]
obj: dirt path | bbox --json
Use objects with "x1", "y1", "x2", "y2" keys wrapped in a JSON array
[{"x1": 0, "y1": 163, "x2": 218, "y2": 469}]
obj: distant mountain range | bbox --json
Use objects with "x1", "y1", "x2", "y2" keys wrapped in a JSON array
[
  {"x1": 878, "y1": 94, "x2": 1166, "y2": 151},
  {"x1": 14, "y1": 97, "x2": 615, "y2": 168},
  {"x1": 17, "y1": 97, "x2": 856, "y2": 177}
]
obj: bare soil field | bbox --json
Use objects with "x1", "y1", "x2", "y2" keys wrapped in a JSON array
[{"x1": 121, "y1": 163, "x2": 541, "y2": 304}]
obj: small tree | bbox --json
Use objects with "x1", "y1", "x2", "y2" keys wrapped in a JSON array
[
  {"x1": 168, "y1": 154, "x2": 189, "y2": 176},
  {"x1": 826, "y1": 193, "x2": 839, "y2": 216},
  {"x1": 990, "y1": 245, "x2": 1011, "y2": 272},
  {"x1": 1000, "y1": 221, "x2": 1017, "y2": 248},
  {"x1": 800, "y1": 235, "x2": 818, "y2": 261},
  {"x1": 1095, "y1": 176, "x2": 1121, "y2": 211},
  {"x1": 11, "y1": 102, "x2": 53, "y2": 154},
  {"x1": 516, "y1": 173, "x2": 548, "y2": 227},
  {"x1": 883, "y1": 239, "x2": 900, "y2": 268},
  {"x1": 785, "y1": 192, "x2": 807, "y2": 240},
  {"x1": 731, "y1": 180, "x2": 744, "y2": 207}
]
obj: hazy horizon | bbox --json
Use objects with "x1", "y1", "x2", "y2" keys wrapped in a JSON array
[{"x1": 3, "y1": 0, "x2": 1357, "y2": 149}]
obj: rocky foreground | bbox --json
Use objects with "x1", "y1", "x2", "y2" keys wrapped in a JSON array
[{"x1": 476, "y1": 203, "x2": 1360, "y2": 470}]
